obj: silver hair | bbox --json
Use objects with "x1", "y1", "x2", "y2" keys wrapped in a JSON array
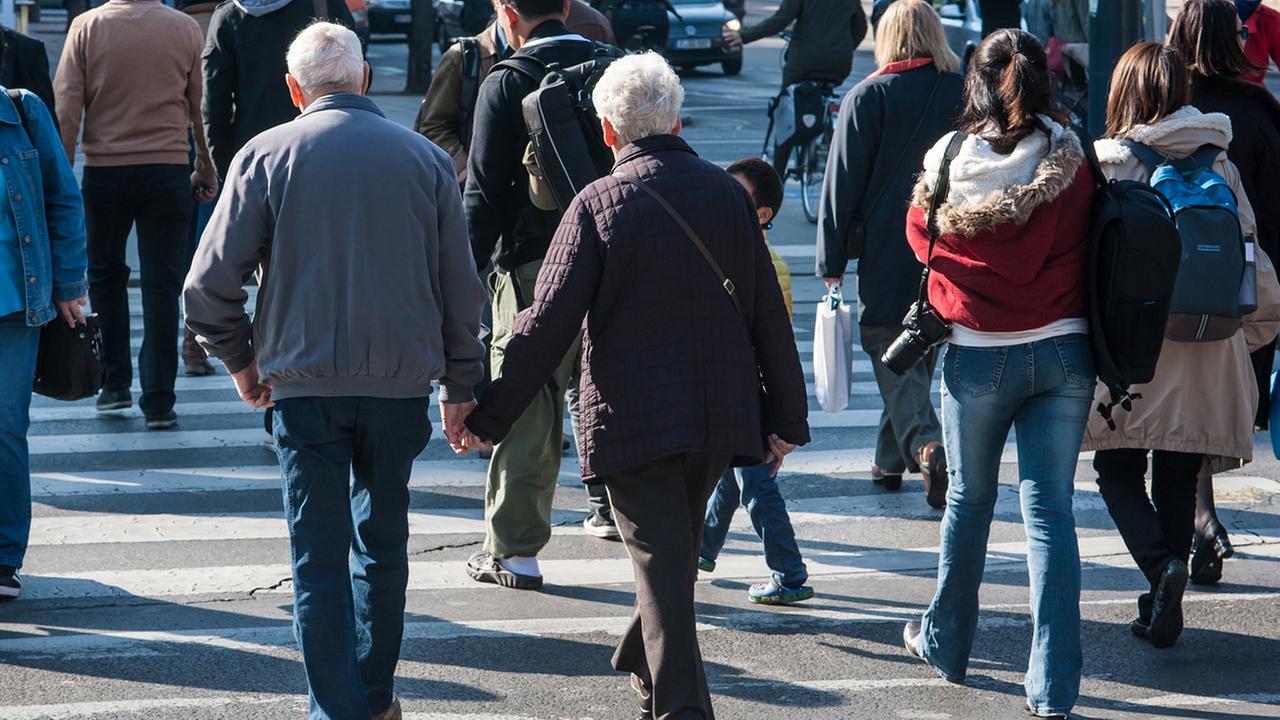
[
  {"x1": 592, "y1": 52, "x2": 684, "y2": 147},
  {"x1": 286, "y1": 22, "x2": 364, "y2": 97}
]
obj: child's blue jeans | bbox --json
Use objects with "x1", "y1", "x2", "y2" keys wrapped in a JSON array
[{"x1": 700, "y1": 462, "x2": 808, "y2": 588}]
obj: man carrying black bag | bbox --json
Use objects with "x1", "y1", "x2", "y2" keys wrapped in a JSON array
[
  {"x1": 464, "y1": 0, "x2": 619, "y2": 589},
  {"x1": 0, "y1": 79, "x2": 87, "y2": 602}
]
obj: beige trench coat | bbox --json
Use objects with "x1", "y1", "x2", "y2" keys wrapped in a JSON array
[{"x1": 1081, "y1": 107, "x2": 1280, "y2": 471}]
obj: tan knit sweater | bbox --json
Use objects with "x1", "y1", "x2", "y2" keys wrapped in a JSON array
[{"x1": 54, "y1": 0, "x2": 208, "y2": 168}]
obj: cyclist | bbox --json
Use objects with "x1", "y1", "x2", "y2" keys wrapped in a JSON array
[{"x1": 726, "y1": 0, "x2": 868, "y2": 175}]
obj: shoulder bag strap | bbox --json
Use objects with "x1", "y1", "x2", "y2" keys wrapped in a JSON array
[
  {"x1": 614, "y1": 174, "x2": 743, "y2": 317},
  {"x1": 312, "y1": 0, "x2": 329, "y2": 20},
  {"x1": 856, "y1": 72, "x2": 946, "y2": 223},
  {"x1": 917, "y1": 131, "x2": 967, "y2": 306}
]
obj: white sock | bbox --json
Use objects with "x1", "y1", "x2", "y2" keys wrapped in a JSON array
[{"x1": 499, "y1": 555, "x2": 541, "y2": 577}]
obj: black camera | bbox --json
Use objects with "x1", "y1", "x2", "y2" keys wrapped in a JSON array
[{"x1": 881, "y1": 301, "x2": 951, "y2": 375}]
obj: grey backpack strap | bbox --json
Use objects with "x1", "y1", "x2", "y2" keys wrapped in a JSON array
[
  {"x1": 1188, "y1": 144, "x2": 1224, "y2": 170},
  {"x1": 1119, "y1": 140, "x2": 1166, "y2": 173},
  {"x1": 615, "y1": 174, "x2": 742, "y2": 317}
]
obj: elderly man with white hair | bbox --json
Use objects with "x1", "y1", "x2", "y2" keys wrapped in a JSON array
[
  {"x1": 183, "y1": 22, "x2": 486, "y2": 720},
  {"x1": 464, "y1": 52, "x2": 810, "y2": 719}
]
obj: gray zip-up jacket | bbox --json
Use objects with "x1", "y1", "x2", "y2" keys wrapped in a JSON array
[{"x1": 183, "y1": 93, "x2": 486, "y2": 402}]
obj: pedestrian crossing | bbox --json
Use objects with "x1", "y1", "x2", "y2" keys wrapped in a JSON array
[{"x1": 11, "y1": 278, "x2": 1280, "y2": 719}]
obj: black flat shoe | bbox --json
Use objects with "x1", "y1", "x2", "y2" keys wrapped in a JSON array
[
  {"x1": 871, "y1": 466, "x2": 903, "y2": 492},
  {"x1": 1190, "y1": 519, "x2": 1233, "y2": 585},
  {"x1": 921, "y1": 443, "x2": 948, "y2": 509},
  {"x1": 1148, "y1": 560, "x2": 1188, "y2": 649}
]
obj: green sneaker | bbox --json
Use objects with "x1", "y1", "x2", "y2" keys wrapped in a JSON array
[
  {"x1": 698, "y1": 557, "x2": 716, "y2": 573},
  {"x1": 749, "y1": 578, "x2": 814, "y2": 605}
]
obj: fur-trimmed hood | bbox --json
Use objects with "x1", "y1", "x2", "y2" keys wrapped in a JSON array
[
  {"x1": 911, "y1": 117, "x2": 1084, "y2": 238},
  {"x1": 1094, "y1": 105, "x2": 1234, "y2": 166}
]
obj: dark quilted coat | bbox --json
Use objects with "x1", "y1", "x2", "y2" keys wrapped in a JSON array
[{"x1": 465, "y1": 135, "x2": 811, "y2": 482}]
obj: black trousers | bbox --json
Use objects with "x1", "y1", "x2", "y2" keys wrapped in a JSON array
[
  {"x1": 603, "y1": 452, "x2": 732, "y2": 720},
  {"x1": 1094, "y1": 449, "x2": 1202, "y2": 587},
  {"x1": 83, "y1": 164, "x2": 193, "y2": 416}
]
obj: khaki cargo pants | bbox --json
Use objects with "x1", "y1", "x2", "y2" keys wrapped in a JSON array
[{"x1": 483, "y1": 259, "x2": 581, "y2": 559}]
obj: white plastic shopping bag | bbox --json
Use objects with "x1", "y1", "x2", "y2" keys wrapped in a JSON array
[{"x1": 813, "y1": 288, "x2": 853, "y2": 413}]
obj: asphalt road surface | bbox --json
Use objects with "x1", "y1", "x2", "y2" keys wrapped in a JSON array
[{"x1": 5, "y1": 4, "x2": 1280, "y2": 719}]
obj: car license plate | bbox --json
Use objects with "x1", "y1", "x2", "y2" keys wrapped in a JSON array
[
  {"x1": 395, "y1": 13, "x2": 412, "y2": 23},
  {"x1": 674, "y1": 38, "x2": 712, "y2": 50}
]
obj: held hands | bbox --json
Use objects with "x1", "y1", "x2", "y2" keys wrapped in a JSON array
[
  {"x1": 723, "y1": 29, "x2": 743, "y2": 48},
  {"x1": 440, "y1": 398, "x2": 492, "y2": 457},
  {"x1": 55, "y1": 296, "x2": 87, "y2": 327},
  {"x1": 231, "y1": 361, "x2": 273, "y2": 409},
  {"x1": 822, "y1": 277, "x2": 842, "y2": 292},
  {"x1": 764, "y1": 433, "x2": 797, "y2": 478}
]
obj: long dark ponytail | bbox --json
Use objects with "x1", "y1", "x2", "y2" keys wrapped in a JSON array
[{"x1": 958, "y1": 29, "x2": 1068, "y2": 154}]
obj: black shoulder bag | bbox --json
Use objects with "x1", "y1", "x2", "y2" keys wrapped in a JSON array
[{"x1": 6, "y1": 89, "x2": 105, "y2": 401}]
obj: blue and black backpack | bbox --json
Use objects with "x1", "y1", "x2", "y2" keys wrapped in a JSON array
[{"x1": 1123, "y1": 142, "x2": 1255, "y2": 342}]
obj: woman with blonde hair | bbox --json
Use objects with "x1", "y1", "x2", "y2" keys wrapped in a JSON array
[{"x1": 817, "y1": 0, "x2": 963, "y2": 508}]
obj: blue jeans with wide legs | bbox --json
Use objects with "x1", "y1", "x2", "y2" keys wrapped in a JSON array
[
  {"x1": 273, "y1": 396, "x2": 432, "y2": 720},
  {"x1": 918, "y1": 334, "x2": 1093, "y2": 717},
  {"x1": 0, "y1": 312, "x2": 41, "y2": 569},
  {"x1": 700, "y1": 462, "x2": 808, "y2": 588}
]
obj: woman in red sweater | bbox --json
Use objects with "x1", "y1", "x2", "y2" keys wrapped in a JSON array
[{"x1": 898, "y1": 30, "x2": 1094, "y2": 720}]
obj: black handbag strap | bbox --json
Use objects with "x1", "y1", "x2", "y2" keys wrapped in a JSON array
[
  {"x1": 614, "y1": 174, "x2": 744, "y2": 317},
  {"x1": 917, "y1": 131, "x2": 967, "y2": 307}
]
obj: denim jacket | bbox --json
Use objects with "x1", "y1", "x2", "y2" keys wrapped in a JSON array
[{"x1": 0, "y1": 87, "x2": 86, "y2": 327}]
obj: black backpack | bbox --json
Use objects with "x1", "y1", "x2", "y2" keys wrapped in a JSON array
[
  {"x1": 497, "y1": 43, "x2": 625, "y2": 212},
  {"x1": 1079, "y1": 132, "x2": 1182, "y2": 429}
]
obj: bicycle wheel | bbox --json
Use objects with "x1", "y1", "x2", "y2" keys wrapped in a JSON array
[{"x1": 801, "y1": 136, "x2": 826, "y2": 224}]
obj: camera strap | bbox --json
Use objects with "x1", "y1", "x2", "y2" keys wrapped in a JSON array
[{"x1": 917, "y1": 131, "x2": 968, "y2": 308}]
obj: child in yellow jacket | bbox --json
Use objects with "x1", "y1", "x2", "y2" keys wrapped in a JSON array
[{"x1": 698, "y1": 159, "x2": 812, "y2": 605}]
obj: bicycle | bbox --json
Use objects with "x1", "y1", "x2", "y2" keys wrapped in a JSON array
[{"x1": 760, "y1": 34, "x2": 841, "y2": 224}]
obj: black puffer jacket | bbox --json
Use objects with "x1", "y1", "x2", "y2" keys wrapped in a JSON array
[
  {"x1": 740, "y1": 0, "x2": 866, "y2": 86},
  {"x1": 466, "y1": 135, "x2": 810, "y2": 481},
  {"x1": 817, "y1": 63, "x2": 963, "y2": 327},
  {"x1": 202, "y1": 0, "x2": 355, "y2": 180}
]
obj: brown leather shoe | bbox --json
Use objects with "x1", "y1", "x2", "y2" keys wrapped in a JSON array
[
  {"x1": 373, "y1": 696, "x2": 402, "y2": 720},
  {"x1": 182, "y1": 328, "x2": 215, "y2": 376}
]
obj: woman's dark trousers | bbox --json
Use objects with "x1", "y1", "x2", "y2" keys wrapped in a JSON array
[
  {"x1": 1094, "y1": 449, "x2": 1202, "y2": 586},
  {"x1": 603, "y1": 451, "x2": 731, "y2": 720}
]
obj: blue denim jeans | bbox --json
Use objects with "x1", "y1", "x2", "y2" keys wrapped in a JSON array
[
  {"x1": 0, "y1": 312, "x2": 40, "y2": 568},
  {"x1": 700, "y1": 462, "x2": 808, "y2": 587},
  {"x1": 919, "y1": 334, "x2": 1093, "y2": 717},
  {"x1": 273, "y1": 396, "x2": 432, "y2": 720}
]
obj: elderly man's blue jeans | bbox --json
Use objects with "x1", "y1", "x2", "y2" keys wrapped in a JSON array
[
  {"x1": 918, "y1": 335, "x2": 1093, "y2": 718},
  {"x1": 273, "y1": 396, "x2": 432, "y2": 720},
  {"x1": 0, "y1": 312, "x2": 40, "y2": 569},
  {"x1": 700, "y1": 462, "x2": 808, "y2": 588}
]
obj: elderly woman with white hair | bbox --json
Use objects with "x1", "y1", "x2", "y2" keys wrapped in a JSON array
[{"x1": 465, "y1": 52, "x2": 810, "y2": 718}]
